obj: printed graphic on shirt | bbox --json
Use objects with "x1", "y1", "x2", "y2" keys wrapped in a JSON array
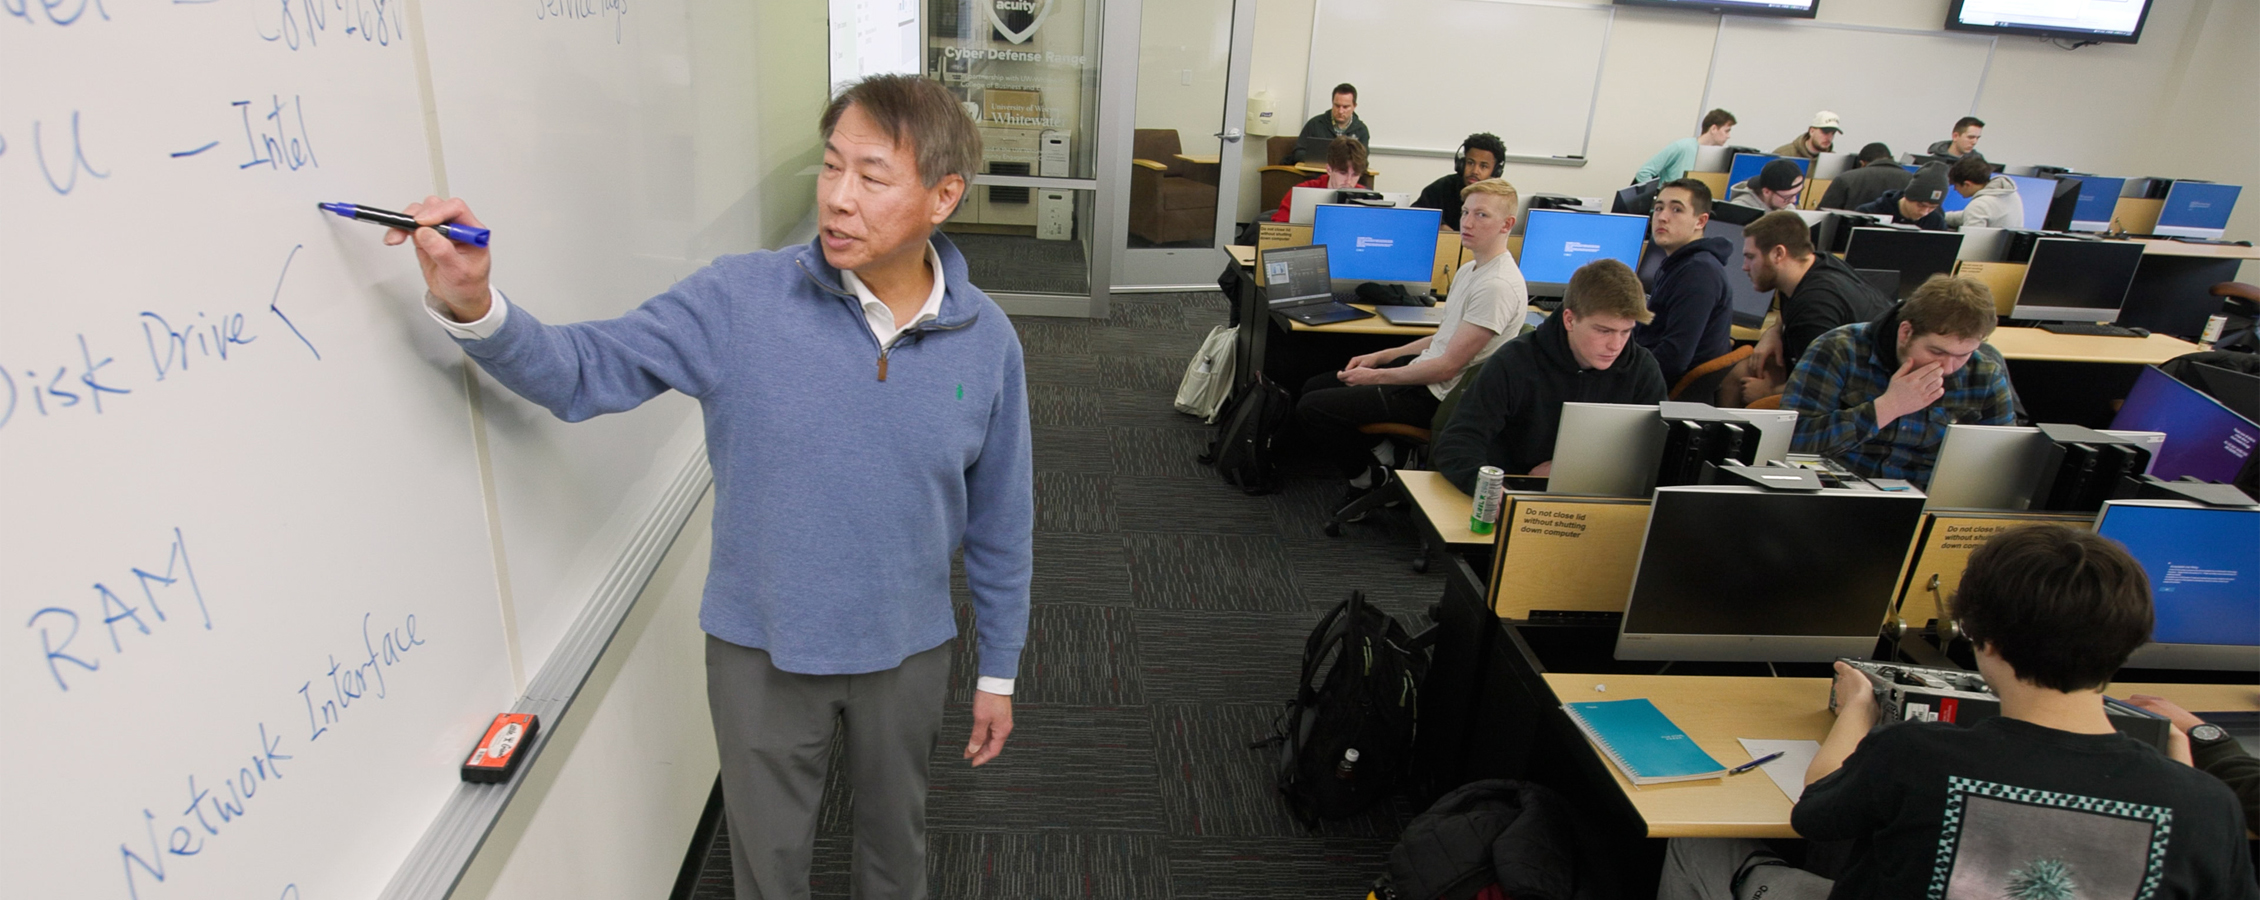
[{"x1": 1929, "y1": 776, "x2": 2171, "y2": 899}]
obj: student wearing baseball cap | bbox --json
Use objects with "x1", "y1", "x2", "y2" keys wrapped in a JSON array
[
  {"x1": 1774, "y1": 111, "x2": 1841, "y2": 159},
  {"x1": 1855, "y1": 163, "x2": 1951, "y2": 231},
  {"x1": 1726, "y1": 158, "x2": 1806, "y2": 211}
]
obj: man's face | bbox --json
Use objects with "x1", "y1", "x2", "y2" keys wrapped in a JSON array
[
  {"x1": 1650, "y1": 186, "x2": 1708, "y2": 252},
  {"x1": 1808, "y1": 127, "x2": 1836, "y2": 153},
  {"x1": 1331, "y1": 92, "x2": 1356, "y2": 127},
  {"x1": 1952, "y1": 125, "x2": 1982, "y2": 156},
  {"x1": 1744, "y1": 236, "x2": 1784, "y2": 292},
  {"x1": 1897, "y1": 322, "x2": 1982, "y2": 377},
  {"x1": 1563, "y1": 309, "x2": 1639, "y2": 371},
  {"x1": 1461, "y1": 148, "x2": 1497, "y2": 182},
  {"x1": 1699, "y1": 123, "x2": 1733, "y2": 146},
  {"x1": 1459, "y1": 192, "x2": 1514, "y2": 253},
  {"x1": 1760, "y1": 177, "x2": 1804, "y2": 211},
  {"x1": 1897, "y1": 196, "x2": 1941, "y2": 222},
  {"x1": 818, "y1": 103, "x2": 962, "y2": 274},
  {"x1": 1326, "y1": 164, "x2": 1361, "y2": 189}
]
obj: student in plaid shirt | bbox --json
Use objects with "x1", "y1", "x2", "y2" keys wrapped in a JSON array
[{"x1": 1784, "y1": 275, "x2": 2014, "y2": 486}]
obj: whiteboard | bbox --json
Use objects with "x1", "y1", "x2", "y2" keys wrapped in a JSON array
[
  {"x1": 1, "y1": 0, "x2": 761, "y2": 896},
  {"x1": 1703, "y1": 18, "x2": 1996, "y2": 161},
  {"x1": 1306, "y1": 0, "x2": 1613, "y2": 159}
]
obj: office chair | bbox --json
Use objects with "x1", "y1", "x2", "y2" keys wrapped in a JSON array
[
  {"x1": 2209, "y1": 282, "x2": 2258, "y2": 352},
  {"x1": 1671, "y1": 346, "x2": 1753, "y2": 402},
  {"x1": 1323, "y1": 422, "x2": 1434, "y2": 571}
]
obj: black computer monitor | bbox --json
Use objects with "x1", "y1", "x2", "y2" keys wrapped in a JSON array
[
  {"x1": 2183, "y1": 362, "x2": 2260, "y2": 422},
  {"x1": 2008, "y1": 238, "x2": 2145, "y2": 323},
  {"x1": 2039, "y1": 176, "x2": 2085, "y2": 232},
  {"x1": 2097, "y1": 501, "x2": 2259, "y2": 672},
  {"x1": 1841, "y1": 227, "x2": 1964, "y2": 300},
  {"x1": 1614, "y1": 179, "x2": 1662, "y2": 216},
  {"x1": 1703, "y1": 218, "x2": 1771, "y2": 327},
  {"x1": 2110, "y1": 365, "x2": 2260, "y2": 483},
  {"x1": 1615, "y1": 486, "x2": 1928, "y2": 663}
]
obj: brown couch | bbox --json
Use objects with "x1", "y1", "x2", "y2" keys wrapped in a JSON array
[{"x1": 1129, "y1": 128, "x2": 1220, "y2": 245}]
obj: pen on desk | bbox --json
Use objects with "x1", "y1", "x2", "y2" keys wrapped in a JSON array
[
  {"x1": 1729, "y1": 751, "x2": 1785, "y2": 775},
  {"x1": 318, "y1": 202, "x2": 491, "y2": 247}
]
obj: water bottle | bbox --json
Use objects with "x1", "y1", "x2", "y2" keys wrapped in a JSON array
[{"x1": 1335, "y1": 748, "x2": 1360, "y2": 779}]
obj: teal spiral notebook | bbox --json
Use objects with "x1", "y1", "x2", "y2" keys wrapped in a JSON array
[{"x1": 1562, "y1": 698, "x2": 1728, "y2": 785}]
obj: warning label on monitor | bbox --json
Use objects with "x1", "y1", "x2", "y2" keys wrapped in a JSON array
[{"x1": 1517, "y1": 507, "x2": 1587, "y2": 539}]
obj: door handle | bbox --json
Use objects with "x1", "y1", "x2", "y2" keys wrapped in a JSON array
[{"x1": 1214, "y1": 128, "x2": 1243, "y2": 142}]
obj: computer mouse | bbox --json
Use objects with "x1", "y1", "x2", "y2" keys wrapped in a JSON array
[{"x1": 2128, "y1": 326, "x2": 2151, "y2": 337}]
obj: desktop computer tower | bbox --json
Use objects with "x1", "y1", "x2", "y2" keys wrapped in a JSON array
[
  {"x1": 1036, "y1": 190, "x2": 1074, "y2": 241},
  {"x1": 2123, "y1": 177, "x2": 2172, "y2": 200},
  {"x1": 2030, "y1": 424, "x2": 2153, "y2": 512},
  {"x1": 1654, "y1": 403, "x2": 1756, "y2": 487}
]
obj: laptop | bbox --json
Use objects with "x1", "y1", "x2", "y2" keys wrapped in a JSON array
[
  {"x1": 1260, "y1": 244, "x2": 1372, "y2": 326},
  {"x1": 1288, "y1": 188, "x2": 1416, "y2": 225},
  {"x1": 1375, "y1": 305, "x2": 1446, "y2": 326}
]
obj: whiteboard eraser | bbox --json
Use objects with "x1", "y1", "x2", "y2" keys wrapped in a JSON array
[{"x1": 461, "y1": 713, "x2": 539, "y2": 783}]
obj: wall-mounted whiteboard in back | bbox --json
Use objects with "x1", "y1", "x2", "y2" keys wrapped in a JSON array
[
  {"x1": 0, "y1": 0, "x2": 767, "y2": 896},
  {"x1": 1702, "y1": 19, "x2": 1997, "y2": 163},
  {"x1": 1305, "y1": 0, "x2": 1615, "y2": 162}
]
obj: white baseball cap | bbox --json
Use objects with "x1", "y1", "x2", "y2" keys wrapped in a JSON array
[{"x1": 1810, "y1": 111, "x2": 1844, "y2": 132}]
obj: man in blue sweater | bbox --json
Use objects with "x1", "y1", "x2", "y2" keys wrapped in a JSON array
[
  {"x1": 1637, "y1": 178, "x2": 1735, "y2": 385},
  {"x1": 388, "y1": 75, "x2": 1032, "y2": 900}
]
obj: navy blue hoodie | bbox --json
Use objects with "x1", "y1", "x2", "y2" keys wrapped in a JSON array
[{"x1": 1636, "y1": 235, "x2": 1736, "y2": 384}]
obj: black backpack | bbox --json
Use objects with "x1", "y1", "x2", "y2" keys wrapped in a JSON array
[
  {"x1": 1372, "y1": 780, "x2": 1580, "y2": 900},
  {"x1": 1255, "y1": 590, "x2": 1433, "y2": 826},
  {"x1": 1199, "y1": 373, "x2": 1292, "y2": 495}
]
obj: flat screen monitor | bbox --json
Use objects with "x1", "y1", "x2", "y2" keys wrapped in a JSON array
[
  {"x1": 1260, "y1": 244, "x2": 1332, "y2": 307},
  {"x1": 1311, "y1": 204, "x2": 1442, "y2": 283},
  {"x1": 1547, "y1": 403, "x2": 1664, "y2": 497},
  {"x1": 1811, "y1": 151, "x2": 1855, "y2": 181},
  {"x1": 1925, "y1": 424, "x2": 2165, "y2": 511},
  {"x1": 1942, "y1": 183, "x2": 1972, "y2": 214},
  {"x1": 2110, "y1": 366, "x2": 2260, "y2": 483},
  {"x1": 1693, "y1": 145, "x2": 1732, "y2": 173},
  {"x1": 2184, "y1": 362, "x2": 2260, "y2": 422},
  {"x1": 2097, "y1": 502, "x2": 2259, "y2": 671},
  {"x1": 2009, "y1": 237, "x2": 2144, "y2": 323},
  {"x1": 1518, "y1": 209, "x2": 1649, "y2": 296},
  {"x1": 2068, "y1": 175, "x2": 2127, "y2": 232},
  {"x1": 1946, "y1": 0, "x2": 2152, "y2": 45},
  {"x1": 1616, "y1": 486, "x2": 1928, "y2": 662},
  {"x1": 2006, "y1": 175, "x2": 2057, "y2": 230},
  {"x1": 1727, "y1": 153, "x2": 1806, "y2": 193},
  {"x1": 1704, "y1": 218, "x2": 1773, "y2": 327},
  {"x1": 1614, "y1": 0, "x2": 1817, "y2": 18},
  {"x1": 2154, "y1": 181, "x2": 2241, "y2": 239},
  {"x1": 1842, "y1": 227, "x2": 1964, "y2": 300}
]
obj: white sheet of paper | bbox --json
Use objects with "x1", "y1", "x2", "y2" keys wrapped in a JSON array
[{"x1": 1737, "y1": 738, "x2": 1823, "y2": 803}]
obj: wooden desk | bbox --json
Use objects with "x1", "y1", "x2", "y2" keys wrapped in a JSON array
[
  {"x1": 1543, "y1": 673, "x2": 1833, "y2": 838},
  {"x1": 1227, "y1": 244, "x2": 1255, "y2": 268},
  {"x1": 1987, "y1": 326, "x2": 2200, "y2": 365},
  {"x1": 1280, "y1": 304, "x2": 1437, "y2": 336},
  {"x1": 2132, "y1": 237, "x2": 2260, "y2": 260},
  {"x1": 1399, "y1": 469, "x2": 1485, "y2": 547},
  {"x1": 1542, "y1": 674, "x2": 2260, "y2": 840}
]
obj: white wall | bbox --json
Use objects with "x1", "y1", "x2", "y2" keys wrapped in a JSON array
[
  {"x1": 1241, "y1": 0, "x2": 2255, "y2": 279},
  {"x1": 1134, "y1": 0, "x2": 1236, "y2": 160}
]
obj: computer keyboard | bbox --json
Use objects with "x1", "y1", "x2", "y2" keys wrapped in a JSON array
[{"x1": 2039, "y1": 322, "x2": 2145, "y2": 338}]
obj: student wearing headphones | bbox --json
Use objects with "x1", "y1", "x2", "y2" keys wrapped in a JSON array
[
  {"x1": 1660, "y1": 525, "x2": 2256, "y2": 900},
  {"x1": 1413, "y1": 133, "x2": 1508, "y2": 230}
]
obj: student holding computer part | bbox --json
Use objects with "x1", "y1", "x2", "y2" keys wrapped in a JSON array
[
  {"x1": 1432, "y1": 259, "x2": 1666, "y2": 489},
  {"x1": 1638, "y1": 178, "x2": 1735, "y2": 385},
  {"x1": 1782, "y1": 275, "x2": 2014, "y2": 487},
  {"x1": 1716, "y1": 211, "x2": 1894, "y2": 407},
  {"x1": 1271, "y1": 136, "x2": 1368, "y2": 223},
  {"x1": 1658, "y1": 525, "x2": 2256, "y2": 900},
  {"x1": 1294, "y1": 179, "x2": 1526, "y2": 510}
]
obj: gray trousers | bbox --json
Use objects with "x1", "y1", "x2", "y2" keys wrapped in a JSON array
[
  {"x1": 706, "y1": 636, "x2": 951, "y2": 900},
  {"x1": 1656, "y1": 838, "x2": 1836, "y2": 900}
]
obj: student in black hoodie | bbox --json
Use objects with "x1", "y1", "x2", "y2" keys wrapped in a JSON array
[
  {"x1": 1715, "y1": 210, "x2": 1893, "y2": 407},
  {"x1": 1639, "y1": 178, "x2": 1735, "y2": 385},
  {"x1": 1434, "y1": 259, "x2": 1668, "y2": 491}
]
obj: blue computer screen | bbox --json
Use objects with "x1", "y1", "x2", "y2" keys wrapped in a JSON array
[
  {"x1": 2096, "y1": 504, "x2": 2259, "y2": 649},
  {"x1": 1310, "y1": 205, "x2": 1442, "y2": 283},
  {"x1": 1942, "y1": 184, "x2": 1972, "y2": 214},
  {"x1": 2157, "y1": 182, "x2": 2241, "y2": 233},
  {"x1": 2007, "y1": 175, "x2": 2055, "y2": 228},
  {"x1": 2069, "y1": 176, "x2": 2127, "y2": 229},
  {"x1": 1727, "y1": 153, "x2": 1806, "y2": 191},
  {"x1": 2110, "y1": 366, "x2": 2260, "y2": 483},
  {"x1": 1519, "y1": 210, "x2": 1650, "y2": 287}
]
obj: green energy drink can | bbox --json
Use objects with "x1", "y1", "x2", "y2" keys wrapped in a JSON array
[{"x1": 1470, "y1": 466, "x2": 1506, "y2": 534}]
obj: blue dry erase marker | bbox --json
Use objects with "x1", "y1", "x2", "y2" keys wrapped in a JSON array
[{"x1": 317, "y1": 202, "x2": 491, "y2": 246}]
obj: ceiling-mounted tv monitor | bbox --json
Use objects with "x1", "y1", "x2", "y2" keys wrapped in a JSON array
[
  {"x1": 1614, "y1": 0, "x2": 1818, "y2": 20},
  {"x1": 1945, "y1": 0, "x2": 2152, "y2": 44}
]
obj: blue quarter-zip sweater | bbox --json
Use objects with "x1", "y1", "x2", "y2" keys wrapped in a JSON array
[{"x1": 451, "y1": 234, "x2": 1032, "y2": 679}]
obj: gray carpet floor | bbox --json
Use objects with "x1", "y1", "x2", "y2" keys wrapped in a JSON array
[{"x1": 690, "y1": 289, "x2": 1447, "y2": 899}]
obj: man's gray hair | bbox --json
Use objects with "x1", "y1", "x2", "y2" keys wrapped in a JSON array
[{"x1": 821, "y1": 75, "x2": 983, "y2": 189}]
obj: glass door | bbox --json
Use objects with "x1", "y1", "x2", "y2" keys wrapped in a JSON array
[
  {"x1": 919, "y1": 0, "x2": 1115, "y2": 317},
  {"x1": 1111, "y1": 0, "x2": 1256, "y2": 290}
]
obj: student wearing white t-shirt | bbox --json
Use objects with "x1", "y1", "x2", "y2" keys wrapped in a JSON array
[{"x1": 1294, "y1": 178, "x2": 1530, "y2": 509}]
